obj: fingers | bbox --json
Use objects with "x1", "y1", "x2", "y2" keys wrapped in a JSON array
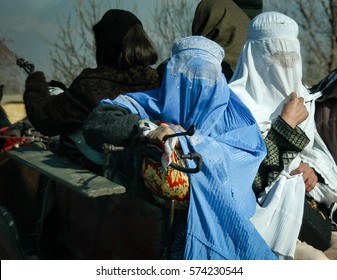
[
  {"x1": 289, "y1": 91, "x2": 297, "y2": 99},
  {"x1": 290, "y1": 168, "x2": 300, "y2": 176},
  {"x1": 147, "y1": 124, "x2": 175, "y2": 146},
  {"x1": 289, "y1": 91, "x2": 305, "y2": 105},
  {"x1": 298, "y1": 96, "x2": 305, "y2": 104},
  {"x1": 281, "y1": 91, "x2": 308, "y2": 128},
  {"x1": 304, "y1": 175, "x2": 317, "y2": 192},
  {"x1": 172, "y1": 124, "x2": 185, "y2": 131},
  {"x1": 301, "y1": 168, "x2": 318, "y2": 192},
  {"x1": 290, "y1": 162, "x2": 318, "y2": 192}
]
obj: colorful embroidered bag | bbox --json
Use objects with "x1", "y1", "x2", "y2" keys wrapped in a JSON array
[{"x1": 142, "y1": 145, "x2": 190, "y2": 210}]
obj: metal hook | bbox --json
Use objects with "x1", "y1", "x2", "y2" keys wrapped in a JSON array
[
  {"x1": 162, "y1": 125, "x2": 196, "y2": 141},
  {"x1": 102, "y1": 124, "x2": 203, "y2": 174}
]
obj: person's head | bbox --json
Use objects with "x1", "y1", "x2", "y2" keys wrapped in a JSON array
[
  {"x1": 191, "y1": 0, "x2": 250, "y2": 79},
  {"x1": 229, "y1": 12, "x2": 305, "y2": 133},
  {"x1": 129, "y1": 36, "x2": 229, "y2": 133},
  {"x1": 93, "y1": 9, "x2": 158, "y2": 68},
  {"x1": 247, "y1": 11, "x2": 302, "y2": 92}
]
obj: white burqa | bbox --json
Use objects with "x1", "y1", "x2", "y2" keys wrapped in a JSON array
[{"x1": 229, "y1": 12, "x2": 337, "y2": 258}]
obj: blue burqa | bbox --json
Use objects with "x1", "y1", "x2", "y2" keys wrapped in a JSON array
[{"x1": 101, "y1": 36, "x2": 277, "y2": 260}]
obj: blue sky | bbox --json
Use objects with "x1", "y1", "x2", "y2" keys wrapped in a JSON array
[
  {"x1": 0, "y1": 0, "x2": 156, "y2": 78},
  {"x1": 0, "y1": 0, "x2": 70, "y2": 74},
  {"x1": 2, "y1": 0, "x2": 279, "y2": 80}
]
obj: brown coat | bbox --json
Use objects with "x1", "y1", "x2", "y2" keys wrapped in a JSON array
[{"x1": 24, "y1": 66, "x2": 160, "y2": 136}]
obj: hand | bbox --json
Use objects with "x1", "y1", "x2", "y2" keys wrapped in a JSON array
[
  {"x1": 290, "y1": 162, "x2": 318, "y2": 192},
  {"x1": 147, "y1": 123, "x2": 176, "y2": 147},
  {"x1": 25, "y1": 71, "x2": 48, "y2": 89},
  {"x1": 281, "y1": 91, "x2": 308, "y2": 128}
]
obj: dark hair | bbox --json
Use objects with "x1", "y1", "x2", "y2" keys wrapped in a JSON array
[{"x1": 118, "y1": 24, "x2": 158, "y2": 69}]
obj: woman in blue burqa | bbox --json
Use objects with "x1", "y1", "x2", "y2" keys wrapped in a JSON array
[{"x1": 84, "y1": 36, "x2": 277, "y2": 260}]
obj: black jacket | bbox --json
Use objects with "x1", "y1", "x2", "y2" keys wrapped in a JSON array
[{"x1": 24, "y1": 66, "x2": 160, "y2": 136}]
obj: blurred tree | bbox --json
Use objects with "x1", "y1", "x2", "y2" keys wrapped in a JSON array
[
  {"x1": 46, "y1": 0, "x2": 199, "y2": 86},
  {"x1": 147, "y1": 0, "x2": 199, "y2": 61},
  {"x1": 0, "y1": 39, "x2": 25, "y2": 98},
  {"x1": 45, "y1": 0, "x2": 112, "y2": 86},
  {"x1": 265, "y1": 0, "x2": 337, "y2": 85}
]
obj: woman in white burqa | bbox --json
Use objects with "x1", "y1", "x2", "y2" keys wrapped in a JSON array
[{"x1": 229, "y1": 11, "x2": 337, "y2": 259}]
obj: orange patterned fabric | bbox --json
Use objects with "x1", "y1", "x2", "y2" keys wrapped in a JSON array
[{"x1": 142, "y1": 146, "x2": 189, "y2": 210}]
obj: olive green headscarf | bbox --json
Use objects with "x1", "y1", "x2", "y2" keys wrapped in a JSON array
[{"x1": 192, "y1": 0, "x2": 252, "y2": 80}]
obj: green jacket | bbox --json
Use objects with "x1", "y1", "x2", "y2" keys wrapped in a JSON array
[{"x1": 253, "y1": 116, "x2": 310, "y2": 196}]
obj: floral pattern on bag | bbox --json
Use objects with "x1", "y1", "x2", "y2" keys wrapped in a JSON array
[{"x1": 142, "y1": 147, "x2": 189, "y2": 210}]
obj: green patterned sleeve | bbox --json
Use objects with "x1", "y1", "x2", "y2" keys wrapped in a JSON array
[
  {"x1": 253, "y1": 116, "x2": 310, "y2": 195},
  {"x1": 271, "y1": 116, "x2": 310, "y2": 149}
]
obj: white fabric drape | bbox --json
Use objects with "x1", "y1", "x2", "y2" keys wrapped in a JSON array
[
  {"x1": 229, "y1": 11, "x2": 337, "y2": 258},
  {"x1": 251, "y1": 157, "x2": 306, "y2": 258}
]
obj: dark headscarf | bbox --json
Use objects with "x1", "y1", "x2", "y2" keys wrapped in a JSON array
[
  {"x1": 192, "y1": 0, "x2": 250, "y2": 79},
  {"x1": 233, "y1": 0, "x2": 263, "y2": 19},
  {"x1": 93, "y1": 9, "x2": 142, "y2": 67}
]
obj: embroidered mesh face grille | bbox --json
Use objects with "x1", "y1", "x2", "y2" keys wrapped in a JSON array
[{"x1": 270, "y1": 51, "x2": 299, "y2": 68}]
